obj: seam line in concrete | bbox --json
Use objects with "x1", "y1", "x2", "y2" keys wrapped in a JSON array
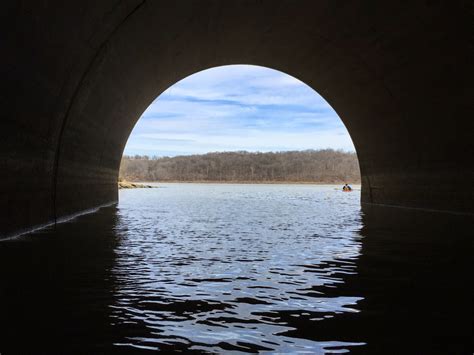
[
  {"x1": 51, "y1": 0, "x2": 146, "y2": 227},
  {"x1": 0, "y1": 201, "x2": 117, "y2": 242},
  {"x1": 361, "y1": 202, "x2": 474, "y2": 217}
]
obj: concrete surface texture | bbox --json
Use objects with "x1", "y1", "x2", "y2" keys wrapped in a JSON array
[{"x1": 1, "y1": 1, "x2": 473, "y2": 238}]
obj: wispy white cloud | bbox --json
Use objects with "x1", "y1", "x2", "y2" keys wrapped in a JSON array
[{"x1": 124, "y1": 65, "x2": 355, "y2": 156}]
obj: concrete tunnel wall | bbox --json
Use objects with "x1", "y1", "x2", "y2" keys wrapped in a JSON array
[{"x1": 1, "y1": 1, "x2": 473, "y2": 238}]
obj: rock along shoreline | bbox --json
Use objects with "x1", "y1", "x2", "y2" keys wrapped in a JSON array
[{"x1": 118, "y1": 180, "x2": 155, "y2": 189}]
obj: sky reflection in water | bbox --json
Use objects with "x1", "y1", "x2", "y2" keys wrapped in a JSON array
[{"x1": 109, "y1": 184, "x2": 363, "y2": 353}]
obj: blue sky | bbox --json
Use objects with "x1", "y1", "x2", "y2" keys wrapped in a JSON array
[{"x1": 123, "y1": 65, "x2": 355, "y2": 156}]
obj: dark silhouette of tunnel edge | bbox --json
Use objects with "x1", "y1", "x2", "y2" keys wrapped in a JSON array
[{"x1": 1, "y1": 1, "x2": 473, "y2": 238}]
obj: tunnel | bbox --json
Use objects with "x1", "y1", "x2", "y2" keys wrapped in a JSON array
[{"x1": 1, "y1": 1, "x2": 473, "y2": 238}]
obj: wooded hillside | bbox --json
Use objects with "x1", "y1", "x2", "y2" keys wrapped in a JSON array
[{"x1": 120, "y1": 150, "x2": 360, "y2": 183}]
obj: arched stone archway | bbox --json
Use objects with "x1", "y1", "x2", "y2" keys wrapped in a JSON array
[{"x1": 1, "y1": 1, "x2": 473, "y2": 238}]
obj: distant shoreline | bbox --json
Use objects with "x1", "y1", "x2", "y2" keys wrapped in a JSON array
[
  {"x1": 120, "y1": 150, "x2": 360, "y2": 185},
  {"x1": 126, "y1": 180, "x2": 361, "y2": 186}
]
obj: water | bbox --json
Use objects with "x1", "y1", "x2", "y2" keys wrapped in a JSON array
[
  {"x1": 114, "y1": 184, "x2": 363, "y2": 353},
  {"x1": 0, "y1": 184, "x2": 472, "y2": 354}
]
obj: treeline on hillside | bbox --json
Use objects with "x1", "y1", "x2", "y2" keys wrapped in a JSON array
[{"x1": 120, "y1": 150, "x2": 360, "y2": 183}]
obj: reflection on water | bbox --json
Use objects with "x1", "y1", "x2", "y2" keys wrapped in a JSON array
[
  {"x1": 0, "y1": 184, "x2": 472, "y2": 354},
  {"x1": 112, "y1": 184, "x2": 363, "y2": 353}
]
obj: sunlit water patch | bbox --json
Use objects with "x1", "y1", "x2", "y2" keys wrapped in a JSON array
[{"x1": 111, "y1": 184, "x2": 363, "y2": 353}]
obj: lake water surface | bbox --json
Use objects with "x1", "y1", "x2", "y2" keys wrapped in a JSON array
[
  {"x1": 114, "y1": 184, "x2": 363, "y2": 353},
  {"x1": 0, "y1": 184, "x2": 471, "y2": 354}
]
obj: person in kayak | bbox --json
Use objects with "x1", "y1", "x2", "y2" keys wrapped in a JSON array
[{"x1": 343, "y1": 183, "x2": 352, "y2": 191}]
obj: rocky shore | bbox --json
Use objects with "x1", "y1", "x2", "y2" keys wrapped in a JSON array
[{"x1": 118, "y1": 180, "x2": 155, "y2": 189}]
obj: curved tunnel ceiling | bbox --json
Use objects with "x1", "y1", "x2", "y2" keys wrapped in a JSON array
[{"x1": 1, "y1": 1, "x2": 473, "y2": 238}]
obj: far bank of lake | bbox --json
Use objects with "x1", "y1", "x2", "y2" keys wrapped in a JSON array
[{"x1": 126, "y1": 180, "x2": 361, "y2": 187}]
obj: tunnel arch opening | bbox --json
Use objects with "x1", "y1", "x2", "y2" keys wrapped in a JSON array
[{"x1": 118, "y1": 64, "x2": 360, "y2": 188}]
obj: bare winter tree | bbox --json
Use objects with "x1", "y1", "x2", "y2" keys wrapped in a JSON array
[{"x1": 119, "y1": 150, "x2": 360, "y2": 183}]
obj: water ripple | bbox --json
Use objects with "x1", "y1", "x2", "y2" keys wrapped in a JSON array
[{"x1": 111, "y1": 184, "x2": 363, "y2": 353}]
